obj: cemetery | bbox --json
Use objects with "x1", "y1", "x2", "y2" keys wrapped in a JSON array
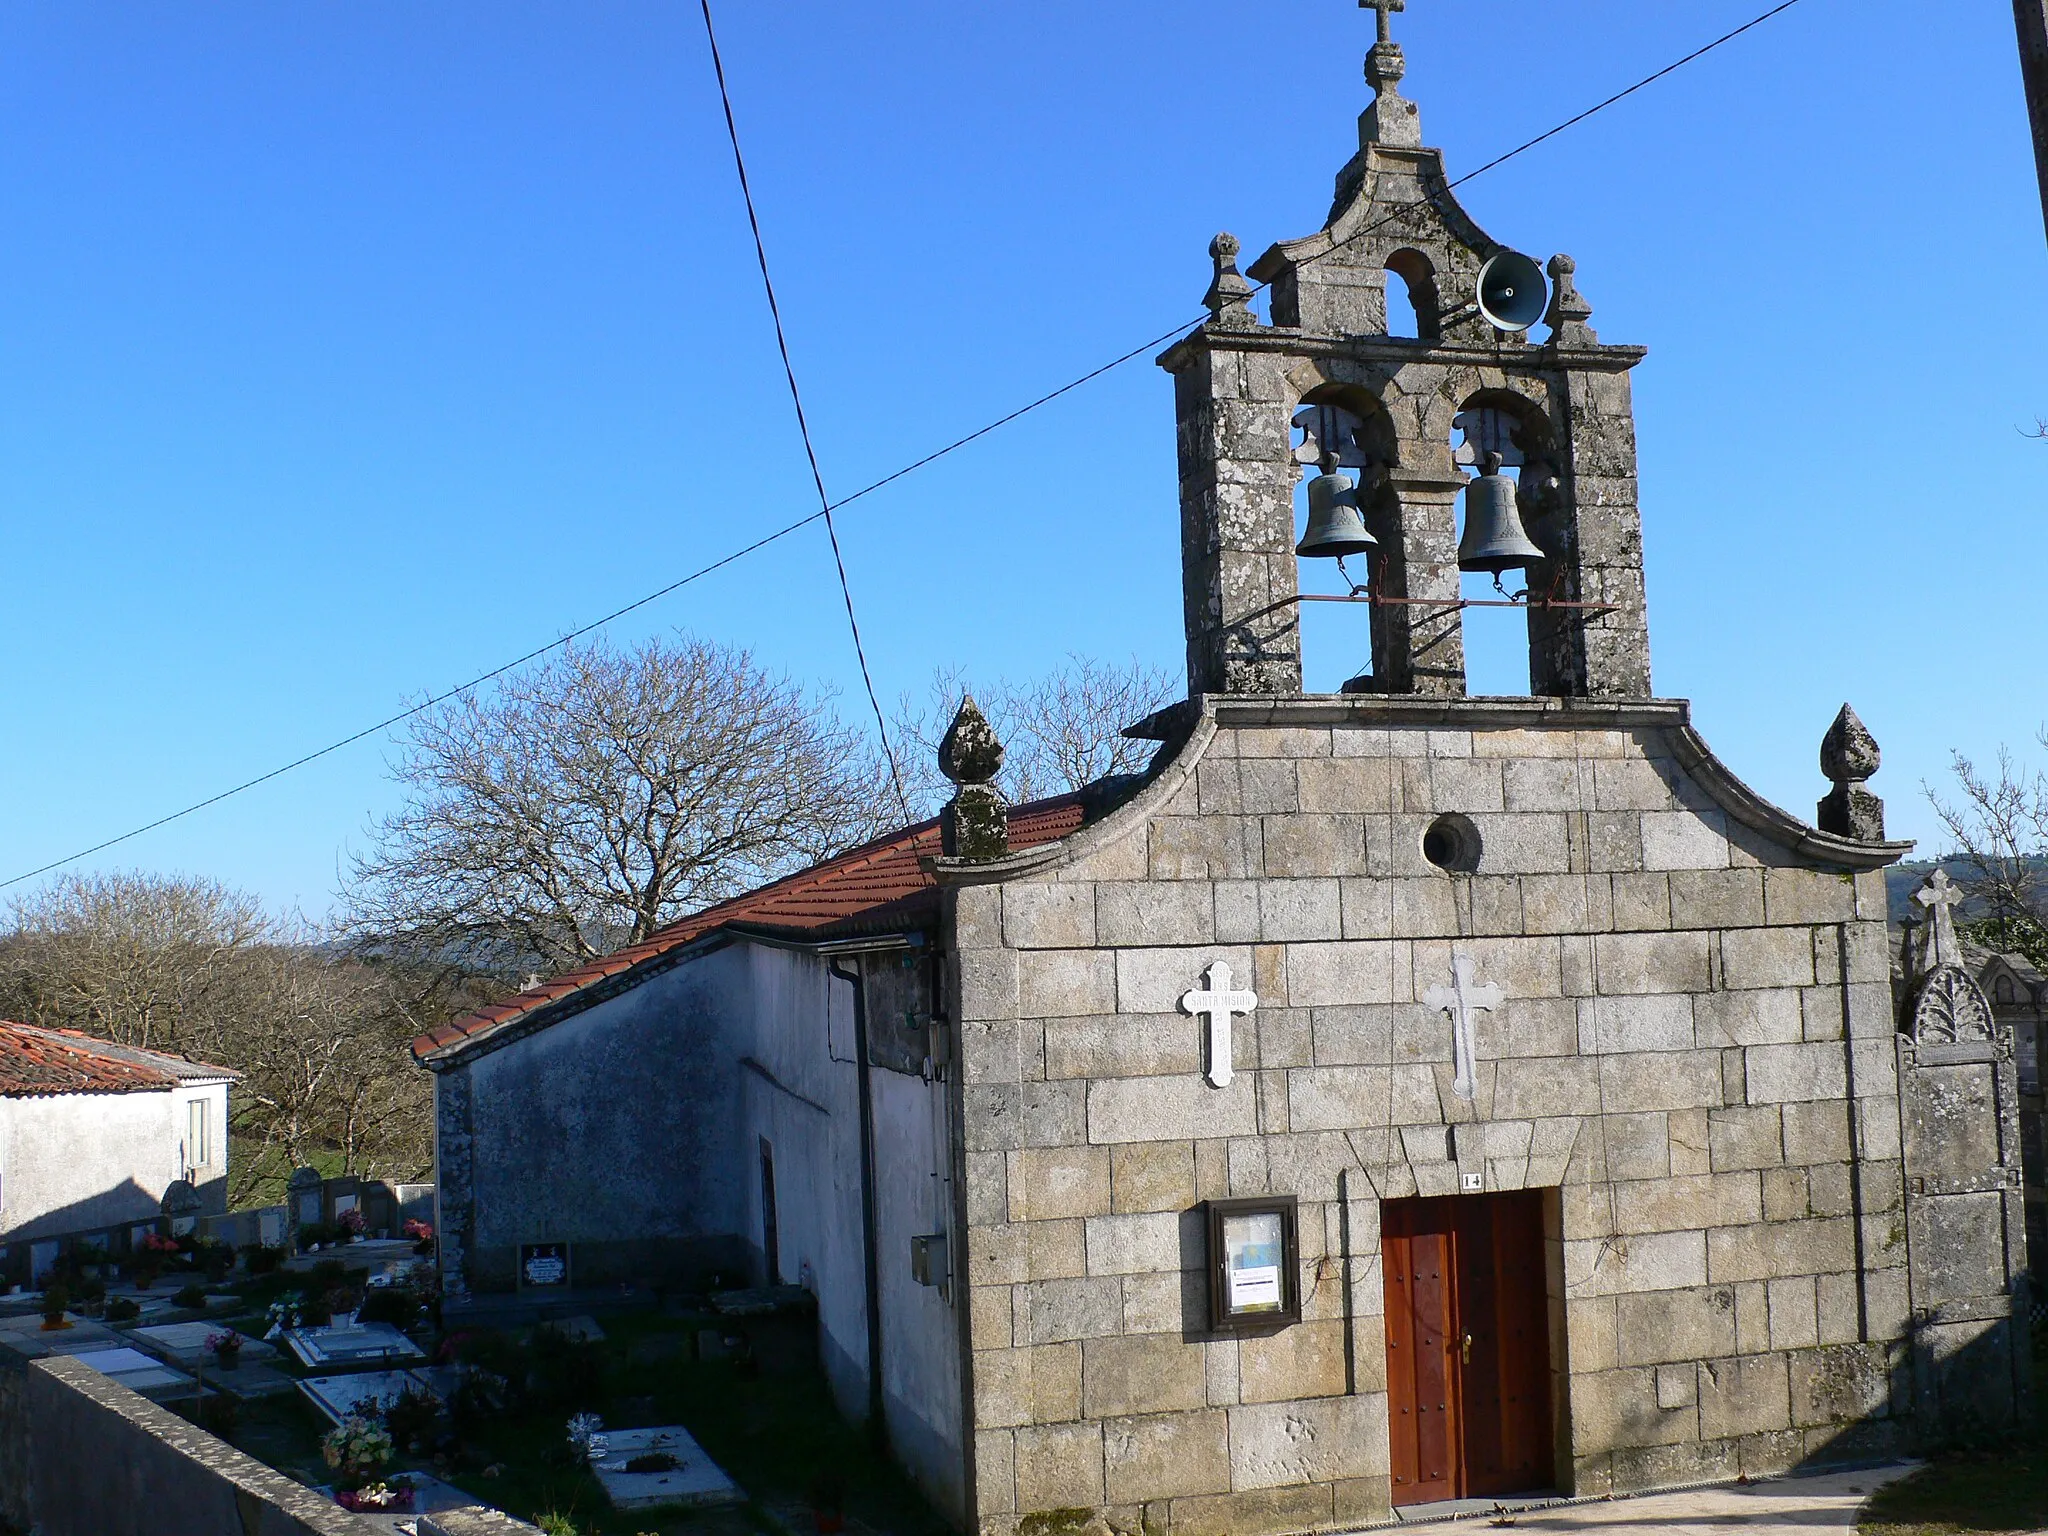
[{"x1": 0, "y1": 1223, "x2": 954, "y2": 1536}]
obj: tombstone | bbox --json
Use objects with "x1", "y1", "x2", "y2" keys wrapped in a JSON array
[
  {"x1": 286, "y1": 1166, "x2": 323, "y2": 1247},
  {"x1": 257, "y1": 1207, "x2": 286, "y2": 1250},
  {"x1": 298, "y1": 1368, "x2": 434, "y2": 1426},
  {"x1": 1897, "y1": 872, "x2": 2033, "y2": 1436},
  {"x1": 160, "y1": 1180, "x2": 202, "y2": 1239},
  {"x1": 70, "y1": 1346, "x2": 190, "y2": 1395}
]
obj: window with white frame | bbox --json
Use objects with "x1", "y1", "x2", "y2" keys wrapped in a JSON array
[{"x1": 187, "y1": 1098, "x2": 209, "y2": 1173}]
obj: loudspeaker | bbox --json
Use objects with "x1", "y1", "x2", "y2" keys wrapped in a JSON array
[{"x1": 1475, "y1": 250, "x2": 1548, "y2": 333}]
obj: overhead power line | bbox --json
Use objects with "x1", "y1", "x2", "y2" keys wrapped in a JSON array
[
  {"x1": 697, "y1": 0, "x2": 911, "y2": 822},
  {"x1": 0, "y1": 0, "x2": 1807, "y2": 891}
]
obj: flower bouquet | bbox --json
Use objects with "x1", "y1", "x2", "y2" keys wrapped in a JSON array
[
  {"x1": 337, "y1": 1207, "x2": 367, "y2": 1242},
  {"x1": 321, "y1": 1414, "x2": 393, "y2": 1490},
  {"x1": 403, "y1": 1217, "x2": 435, "y2": 1257},
  {"x1": 263, "y1": 1291, "x2": 305, "y2": 1341},
  {"x1": 566, "y1": 1412, "x2": 608, "y2": 1467},
  {"x1": 335, "y1": 1477, "x2": 415, "y2": 1513},
  {"x1": 132, "y1": 1232, "x2": 181, "y2": 1289},
  {"x1": 206, "y1": 1330, "x2": 243, "y2": 1370}
]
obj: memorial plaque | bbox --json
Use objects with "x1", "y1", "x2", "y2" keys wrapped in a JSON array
[{"x1": 520, "y1": 1242, "x2": 571, "y2": 1291}]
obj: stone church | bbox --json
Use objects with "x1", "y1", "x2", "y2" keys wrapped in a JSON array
[{"x1": 413, "y1": 9, "x2": 2029, "y2": 1530}]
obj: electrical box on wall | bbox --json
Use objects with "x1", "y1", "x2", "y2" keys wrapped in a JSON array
[{"x1": 911, "y1": 1232, "x2": 950, "y2": 1294}]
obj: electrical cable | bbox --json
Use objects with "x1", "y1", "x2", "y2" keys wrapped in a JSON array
[
  {"x1": 0, "y1": 0, "x2": 1807, "y2": 889},
  {"x1": 698, "y1": 0, "x2": 912, "y2": 822}
]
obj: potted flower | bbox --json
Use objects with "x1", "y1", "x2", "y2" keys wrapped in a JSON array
[
  {"x1": 807, "y1": 1470, "x2": 848, "y2": 1535},
  {"x1": 403, "y1": 1218, "x2": 435, "y2": 1257},
  {"x1": 206, "y1": 1330, "x2": 244, "y2": 1371},
  {"x1": 39, "y1": 1282, "x2": 71, "y2": 1333},
  {"x1": 132, "y1": 1232, "x2": 181, "y2": 1289},
  {"x1": 321, "y1": 1413, "x2": 393, "y2": 1492},
  {"x1": 337, "y1": 1208, "x2": 367, "y2": 1244}
]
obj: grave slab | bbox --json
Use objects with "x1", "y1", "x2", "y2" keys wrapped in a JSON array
[
  {"x1": 299, "y1": 1369, "x2": 436, "y2": 1426},
  {"x1": 132, "y1": 1321, "x2": 277, "y2": 1369},
  {"x1": 592, "y1": 1425, "x2": 743, "y2": 1511},
  {"x1": 284, "y1": 1321, "x2": 425, "y2": 1369},
  {"x1": 70, "y1": 1346, "x2": 193, "y2": 1394},
  {"x1": 315, "y1": 1472, "x2": 491, "y2": 1534},
  {"x1": 534, "y1": 1314, "x2": 605, "y2": 1344},
  {"x1": 209, "y1": 1361, "x2": 300, "y2": 1399}
]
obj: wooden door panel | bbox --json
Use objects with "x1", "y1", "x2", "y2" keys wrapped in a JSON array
[
  {"x1": 1385, "y1": 1191, "x2": 1555, "y2": 1505},
  {"x1": 1383, "y1": 1198, "x2": 1460, "y2": 1505}
]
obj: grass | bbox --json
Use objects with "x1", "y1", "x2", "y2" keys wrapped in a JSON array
[{"x1": 1861, "y1": 1448, "x2": 2048, "y2": 1535}]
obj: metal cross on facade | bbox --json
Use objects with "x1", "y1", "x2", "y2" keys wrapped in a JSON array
[
  {"x1": 1360, "y1": 0, "x2": 1405, "y2": 44},
  {"x1": 1915, "y1": 869, "x2": 1967, "y2": 971},
  {"x1": 1181, "y1": 961, "x2": 1259, "y2": 1090},
  {"x1": 1425, "y1": 953, "x2": 1502, "y2": 1104}
]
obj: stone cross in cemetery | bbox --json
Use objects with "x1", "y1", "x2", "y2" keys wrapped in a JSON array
[
  {"x1": 1180, "y1": 962, "x2": 1259, "y2": 1089},
  {"x1": 1914, "y1": 867, "x2": 1967, "y2": 969},
  {"x1": 1360, "y1": 0, "x2": 1405, "y2": 43},
  {"x1": 1425, "y1": 953, "x2": 1501, "y2": 1103}
]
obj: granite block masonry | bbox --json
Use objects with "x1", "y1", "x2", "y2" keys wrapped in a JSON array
[{"x1": 409, "y1": 6, "x2": 2025, "y2": 1532}]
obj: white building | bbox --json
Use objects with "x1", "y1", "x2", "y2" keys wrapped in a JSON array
[{"x1": 0, "y1": 1020, "x2": 237, "y2": 1281}]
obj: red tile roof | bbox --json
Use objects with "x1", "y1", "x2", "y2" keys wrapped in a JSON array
[
  {"x1": 0, "y1": 1021, "x2": 238, "y2": 1098},
  {"x1": 412, "y1": 793, "x2": 1091, "y2": 1063}
]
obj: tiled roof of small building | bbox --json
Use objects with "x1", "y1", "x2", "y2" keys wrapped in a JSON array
[
  {"x1": 0, "y1": 1021, "x2": 238, "y2": 1098},
  {"x1": 412, "y1": 792, "x2": 1092, "y2": 1063}
]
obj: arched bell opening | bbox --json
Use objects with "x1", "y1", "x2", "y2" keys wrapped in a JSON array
[
  {"x1": 1290, "y1": 387, "x2": 1396, "y2": 694},
  {"x1": 1451, "y1": 391, "x2": 1565, "y2": 697},
  {"x1": 1385, "y1": 249, "x2": 1442, "y2": 342}
]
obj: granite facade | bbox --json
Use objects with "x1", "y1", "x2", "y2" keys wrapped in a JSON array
[{"x1": 945, "y1": 702, "x2": 1944, "y2": 1535}]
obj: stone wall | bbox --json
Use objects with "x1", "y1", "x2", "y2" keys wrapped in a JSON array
[
  {"x1": 0, "y1": 1350, "x2": 383, "y2": 1536},
  {"x1": 949, "y1": 699, "x2": 1916, "y2": 1536}
]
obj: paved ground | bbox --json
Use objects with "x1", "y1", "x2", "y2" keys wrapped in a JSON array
[{"x1": 1388, "y1": 1464, "x2": 1930, "y2": 1536}]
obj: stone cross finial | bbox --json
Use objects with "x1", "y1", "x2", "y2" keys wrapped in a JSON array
[
  {"x1": 1425, "y1": 953, "x2": 1502, "y2": 1104},
  {"x1": 1817, "y1": 703, "x2": 1885, "y2": 841},
  {"x1": 939, "y1": 696, "x2": 1009, "y2": 860},
  {"x1": 1914, "y1": 870, "x2": 1966, "y2": 972},
  {"x1": 1203, "y1": 233, "x2": 1258, "y2": 329},
  {"x1": 1543, "y1": 254, "x2": 1598, "y2": 346},
  {"x1": 1358, "y1": 0, "x2": 1420, "y2": 148},
  {"x1": 1181, "y1": 961, "x2": 1259, "y2": 1089},
  {"x1": 1361, "y1": 0, "x2": 1405, "y2": 44}
]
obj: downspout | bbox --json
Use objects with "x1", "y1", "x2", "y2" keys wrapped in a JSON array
[{"x1": 829, "y1": 958, "x2": 888, "y2": 1442}]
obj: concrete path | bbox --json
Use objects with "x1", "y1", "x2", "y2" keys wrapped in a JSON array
[{"x1": 1389, "y1": 1464, "x2": 1932, "y2": 1536}]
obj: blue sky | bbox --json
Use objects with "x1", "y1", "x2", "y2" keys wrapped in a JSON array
[{"x1": 1, "y1": 0, "x2": 2041, "y2": 916}]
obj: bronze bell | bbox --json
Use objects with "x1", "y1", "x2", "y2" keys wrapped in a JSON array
[
  {"x1": 1295, "y1": 466, "x2": 1377, "y2": 560},
  {"x1": 1457, "y1": 451, "x2": 1545, "y2": 575}
]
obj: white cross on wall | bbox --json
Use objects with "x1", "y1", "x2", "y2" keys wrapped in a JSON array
[
  {"x1": 1425, "y1": 953, "x2": 1503, "y2": 1103},
  {"x1": 1181, "y1": 961, "x2": 1259, "y2": 1089}
]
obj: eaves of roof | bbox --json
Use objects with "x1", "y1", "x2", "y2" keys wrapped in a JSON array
[{"x1": 410, "y1": 792, "x2": 1091, "y2": 1066}]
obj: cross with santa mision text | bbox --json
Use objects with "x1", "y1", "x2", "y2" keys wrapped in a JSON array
[
  {"x1": 1181, "y1": 962, "x2": 1259, "y2": 1090},
  {"x1": 1361, "y1": 0, "x2": 1405, "y2": 44}
]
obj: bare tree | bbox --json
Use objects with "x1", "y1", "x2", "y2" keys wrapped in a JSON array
[
  {"x1": 220, "y1": 941, "x2": 433, "y2": 1202},
  {"x1": 0, "y1": 876, "x2": 439, "y2": 1199},
  {"x1": 1928, "y1": 731, "x2": 2048, "y2": 967},
  {"x1": 345, "y1": 632, "x2": 890, "y2": 976},
  {"x1": 893, "y1": 655, "x2": 1177, "y2": 814},
  {"x1": 0, "y1": 873, "x2": 266, "y2": 1052}
]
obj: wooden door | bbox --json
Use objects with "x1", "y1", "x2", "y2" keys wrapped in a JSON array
[{"x1": 1383, "y1": 1192, "x2": 1554, "y2": 1505}]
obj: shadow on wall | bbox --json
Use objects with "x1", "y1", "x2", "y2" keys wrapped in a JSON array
[{"x1": 0, "y1": 1178, "x2": 229, "y2": 1288}]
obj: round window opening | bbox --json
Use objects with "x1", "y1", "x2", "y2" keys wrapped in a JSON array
[{"x1": 1422, "y1": 813, "x2": 1481, "y2": 874}]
